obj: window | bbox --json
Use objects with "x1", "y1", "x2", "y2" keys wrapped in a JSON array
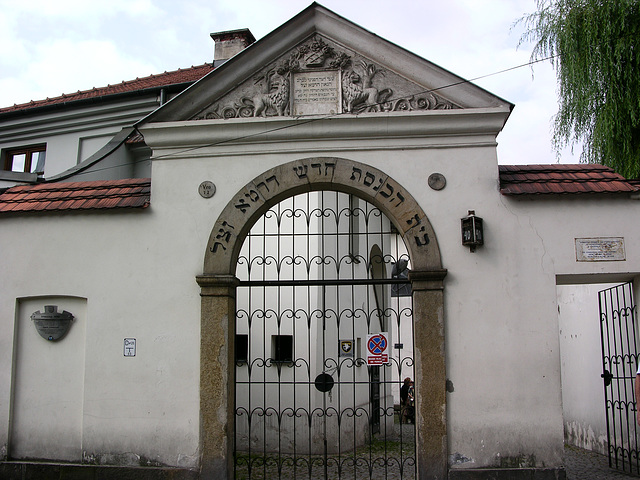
[
  {"x1": 3, "y1": 145, "x2": 46, "y2": 174},
  {"x1": 272, "y1": 335, "x2": 293, "y2": 363},
  {"x1": 235, "y1": 334, "x2": 248, "y2": 364}
]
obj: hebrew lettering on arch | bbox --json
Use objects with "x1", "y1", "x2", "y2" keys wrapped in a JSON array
[
  {"x1": 324, "y1": 162, "x2": 336, "y2": 175},
  {"x1": 407, "y1": 213, "x2": 421, "y2": 227},
  {"x1": 379, "y1": 183, "x2": 394, "y2": 198},
  {"x1": 210, "y1": 242, "x2": 227, "y2": 253},
  {"x1": 245, "y1": 190, "x2": 260, "y2": 202},
  {"x1": 311, "y1": 162, "x2": 337, "y2": 176},
  {"x1": 235, "y1": 198, "x2": 252, "y2": 213},
  {"x1": 350, "y1": 167, "x2": 362, "y2": 182},
  {"x1": 414, "y1": 226, "x2": 430, "y2": 247},
  {"x1": 293, "y1": 165, "x2": 308, "y2": 179},
  {"x1": 393, "y1": 192, "x2": 405, "y2": 207},
  {"x1": 255, "y1": 181, "x2": 268, "y2": 194},
  {"x1": 363, "y1": 172, "x2": 376, "y2": 187},
  {"x1": 216, "y1": 221, "x2": 235, "y2": 243},
  {"x1": 255, "y1": 175, "x2": 280, "y2": 196}
]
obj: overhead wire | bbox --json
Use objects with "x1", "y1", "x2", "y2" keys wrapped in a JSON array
[
  {"x1": 148, "y1": 52, "x2": 559, "y2": 161},
  {"x1": 40, "y1": 52, "x2": 559, "y2": 179}
]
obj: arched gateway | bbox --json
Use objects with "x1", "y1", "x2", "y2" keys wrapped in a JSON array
[{"x1": 197, "y1": 158, "x2": 447, "y2": 479}]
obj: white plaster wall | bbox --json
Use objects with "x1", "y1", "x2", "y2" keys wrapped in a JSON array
[
  {"x1": 78, "y1": 132, "x2": 119, "y2": 163},
  {"x1": 0, "y1": 208, "x2": 202, "y2": 467},
  {"x1": 557, "y1": 284, "x2": 610, "y2": 454},
  {"x1": 3, "y1": 111, "x2": 640, "y2": 470},
  {"x1": 0, "y1": 96, "x2": 158, "y2": 180},
  {"x1": 11, "y1": 296, "x2": 87, "y2": 461},
  {"x1": 142, "y1": 115, "x2": 570, "y2": 469}
]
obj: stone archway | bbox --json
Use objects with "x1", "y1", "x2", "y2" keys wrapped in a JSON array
[{"x1": 196, "y1": 157, "x2": 447, "y2": 479}]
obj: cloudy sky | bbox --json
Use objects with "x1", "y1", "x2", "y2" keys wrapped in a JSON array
[{"x1": 0, "y1": 0, "x2": 580, "y2": 165}]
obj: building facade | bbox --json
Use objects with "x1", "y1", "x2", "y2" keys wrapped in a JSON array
[{"x1": 1, "y1": 4, "x2": 640, "y2": 479}]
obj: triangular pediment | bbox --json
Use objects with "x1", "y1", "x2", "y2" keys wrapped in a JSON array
[{"x1": 142, "y1": 3, "x2": 512, "y2": 124}]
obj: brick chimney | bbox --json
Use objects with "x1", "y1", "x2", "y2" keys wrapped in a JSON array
[{"x1": 210, "y1": 28, "x2": 256, "y2": 66}]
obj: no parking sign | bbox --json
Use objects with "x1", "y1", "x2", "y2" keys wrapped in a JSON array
[{"x1": 367, "y1": 332, "x2": 390, "y2": 365}]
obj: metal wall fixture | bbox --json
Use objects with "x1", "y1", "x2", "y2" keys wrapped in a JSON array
[
  {"x1": 31, "y1": 305, "x2": 74, "y2": 341},
  {"x1": 198, "y1": 181, "x2": 216, "y2": 198},
  {"x1": 461, "y1": 210, "x2": 484, "y2": 252}
]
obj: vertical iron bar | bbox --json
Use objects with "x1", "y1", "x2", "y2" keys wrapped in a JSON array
[
  {"x1": 262, "y1": 206, "x2": 268, "y2": 479},
  {"x1": 292, "y1": 194, "x2": 298, "y2": 480},
  {"x1": 599, "y1": 282, "x2": 640, "y2": 475},
  {"x1": 235, "y1": 191, "x2": 414, "y2": 480},
  {"x1": 277, "y1": 198, "x2": 282, "y2": 478},
  {"x1": 628, "y1": 283, "x2": 640, "y2": 474},
  {"x1": 306, "y1": 192, "x2": 312, "y2": 479},
  {"x1": 621, "y1": 283, "x2": 632, "y2": 472},
  {"x1": 613, "y1": 285, "x2": 625, "y2": 471},
  {"x1": 321, "y1": 191, "x2": 328, "y2": 480},
  {"x1": 351, "y1": 203, "x2": 358, "y2": 478}
]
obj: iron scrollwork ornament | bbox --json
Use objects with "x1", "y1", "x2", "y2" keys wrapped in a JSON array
[{"x1": 31, "y1": 305, "x2": 74, "y2": 341}]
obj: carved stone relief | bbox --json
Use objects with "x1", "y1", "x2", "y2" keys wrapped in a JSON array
[{"x1": 191, "y1": 35, "x2": 459, "y2": 120}]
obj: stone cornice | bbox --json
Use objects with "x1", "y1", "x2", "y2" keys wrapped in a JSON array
[{"x1": 140, "y1": 107, "x2": 511, "y2": 154}]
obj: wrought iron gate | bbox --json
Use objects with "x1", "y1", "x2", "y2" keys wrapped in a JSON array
[
  {"x1": 599, "y1": 282, "x2": 640, "y2": 475},
  {"x1": 234, "y1": 191, "x2": 416, "y2": 479}
]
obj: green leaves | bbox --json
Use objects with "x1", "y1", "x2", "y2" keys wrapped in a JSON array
[{"x1": 521, "y1": 0, "x2": 640, "y2": 178}]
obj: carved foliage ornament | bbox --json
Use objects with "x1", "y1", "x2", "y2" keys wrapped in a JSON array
[{"x1": 192, "y1": 36, "x2": 458, "y2": 120}]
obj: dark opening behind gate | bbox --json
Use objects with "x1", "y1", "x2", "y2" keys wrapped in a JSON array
[{"x1": 234, "y1": 191, "x2": 416, "y2": 479}]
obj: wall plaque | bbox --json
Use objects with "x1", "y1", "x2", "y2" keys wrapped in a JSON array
[
  {"x1": 575, "y1": 237, "x2": 625, "y2": 262},
  {"x1": 199, "y1": 181, "x2": 216, "y2": 198},
  {"x1": 292, "y1": 71, "x2": 341, "y2": 116},
  {"x1": 124, "y1": 338, "x2": 137, "y2": 357},
  {"x1": 31, "y1": 305, "x2": 74, "y2": 341}
]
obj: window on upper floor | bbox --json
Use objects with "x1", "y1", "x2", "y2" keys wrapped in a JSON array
[{"x1": 3, "y1": 145, "x2": 46, "y2": 174}]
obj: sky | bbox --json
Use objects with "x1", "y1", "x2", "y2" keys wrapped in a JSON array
[{"x1": 0, "y1": 0, "x2": 581, "y2": 165}]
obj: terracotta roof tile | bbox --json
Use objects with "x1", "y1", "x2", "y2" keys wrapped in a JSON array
[
  {"x1": 0, "y1": 64, "x2": 214, "y2": 114},
  {"x1": 499, "y1": 164, "x2": 638, "y2": 195},
  {"x1": 0, "y1": 178, "x2": 151, "y2": 214}
]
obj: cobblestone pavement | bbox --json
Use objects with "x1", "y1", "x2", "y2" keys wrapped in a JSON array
[
  {"x1": 238, "y1": 438, "x2": 640, "y2": 480},
  {"x1": 235, "y1": 423, "x2": 416, "y2": 480},
  {"x1": 565, "y1": 445, "x2": 639, "y2": 479}
]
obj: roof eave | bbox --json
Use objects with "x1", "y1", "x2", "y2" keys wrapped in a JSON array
[{"x1": 0, "y1": 82, "x2": 194, "y2": 120}]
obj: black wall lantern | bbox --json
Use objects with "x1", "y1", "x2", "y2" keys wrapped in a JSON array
[{"x1": 461, "y1": 210, "x2": 484, "y2": 252}]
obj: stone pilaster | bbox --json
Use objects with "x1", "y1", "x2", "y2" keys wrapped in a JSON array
[
  {"x1": 196, "y1": 274, "x2": 239, "y2": 479},
  {"x1": 410, "y1": 269, "x2": 447, "y2": 480}
]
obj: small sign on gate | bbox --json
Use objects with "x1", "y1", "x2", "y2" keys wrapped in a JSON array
[
  {"x1": 339, "y1": 339, "x2": 354, "y2": 357},
  {"x1": 367, "y1": 333, "x2": 390, "y2": 365}
]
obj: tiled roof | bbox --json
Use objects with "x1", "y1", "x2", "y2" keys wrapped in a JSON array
[
  {"x1": 0, "y1": 64, "x2": 214, "y2": 114},
  {"x1": 499, "y1": 164, "x2": 639, "y2": 195},
  {"x1": 0, "y1": 178, "x2": 151, "y2": 213}
]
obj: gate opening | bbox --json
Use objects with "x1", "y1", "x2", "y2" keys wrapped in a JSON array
[
  {"x1": 599, "y1": 282, "x2": 639, "y2": 475},
  {"x1": 234, "y1": 190, "x2": 416, "y2": 479},
  {"x1": 557, "y1": 281, "x2": 640, "y2": 475}
]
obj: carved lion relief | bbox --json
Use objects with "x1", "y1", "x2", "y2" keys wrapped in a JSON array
[{"x1": 191, "y1": 36, "x2": 459, "y2": 120}]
